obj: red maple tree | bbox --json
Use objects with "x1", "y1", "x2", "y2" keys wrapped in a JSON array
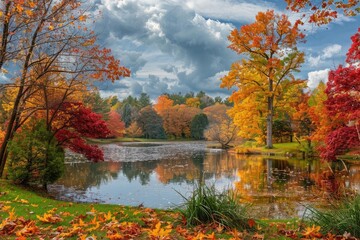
[
  {"x1": 321, "y1": 28, "x2": 360, "y2": 161},
  {"x1": 53, "y1": 102, "x2": 110, "y2": 162},
  {"x1": 106, "y1": 111, "x2": 125, "y2": 138}
]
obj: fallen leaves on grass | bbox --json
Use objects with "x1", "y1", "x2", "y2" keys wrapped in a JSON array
[{"x1": 0, "y1": 198, "x2": 358, "y2": 239}]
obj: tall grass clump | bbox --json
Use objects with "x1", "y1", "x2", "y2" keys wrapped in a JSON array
[
  {"x1": 306, "y1": 195, "x2": 360, "y2": 237},
  {"x1": 178, "y1": 184, "x2": 252, "y2": 230}
]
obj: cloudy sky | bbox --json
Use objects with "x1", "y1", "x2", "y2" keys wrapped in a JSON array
[{"x1": 85, "y1": 1, "x2": 359, "y2": 99}]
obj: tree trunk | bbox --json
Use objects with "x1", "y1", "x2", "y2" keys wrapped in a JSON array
[
  {"x1": 0, "y1": 1, "x2": 12, "y2": 70},
  {"x1": 0, "y1": 85, "x2": 24, "y2": 176},
  {"x1": 266, "y1": 79, "x2": 274, "y2": 149},
  {"x1": 0, "y1": 15, "x2": 46, "y2": 177}
]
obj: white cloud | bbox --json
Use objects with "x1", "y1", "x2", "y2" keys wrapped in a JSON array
[
  {"x1": 322, "y1": 44, "x2": 342, "y2": 59},
  {"x1": 307, "y1": 44, "x2": 343, "y2": 67},
  {"x1": 308, "y1": 55, "x2": 321, "y2": 67},
  {"x1": 307, "y1": 69, "x2": 330, "y2": 89},
  {"x1": 94, "y1": 0, "x2": 239, "y2": 99},
  {"x1": 92, "y1": 0, "x2": 358, "y2": 100},
  {"x1": 184, "y1": 0, "x2": 275, "y2": 23}
]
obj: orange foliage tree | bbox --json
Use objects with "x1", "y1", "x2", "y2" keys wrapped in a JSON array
[
  {"x1": 221, "y1": 10, "x2": 305, "y2": 148},
  {"x1": 153, "y1": 95, "x2": 174, "y2": 115},
  {"x1": 308, "y1": 82, "x2": 336, "y2": 144},
  {"x1": 203, "y1": 104, "x2": 239, "y2": 148},
  {"x1": 285, "y1": 0, "x2": 359, "y2": 25},
  {"x1": 0, "y1": 1, "x2": 130, "y2": 176},
  {"x1": 106, "y1": 111, "x2": 125, "y2": 138},
  {"x1": 162, "y1": 105, "x2": 201, "y2": 138}
]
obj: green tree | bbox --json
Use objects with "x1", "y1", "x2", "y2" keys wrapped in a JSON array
[
  {"x1": 214, "y1": 96, "x2": 223, "y2": 104},
  {"x1": 7, "y1": 120, "x2": 64, "y2": 189},
  {"x1": 166, "y1": 92, "x2": 186, "y2": 105},
  {"x1": 120, "y1": 103, "x2": 134, "y2": 128},
  {"x1": 191, "y1": 113, "x2": 209, "y2": 140},
  {"x1": 138, "y1": 93, "x2": 151, "y2": 109},
  {"x1": 272, "y1": 119, "x2": 292, "y2": 143},
  {"x1": 84, "y1": 91, "x2": 111, "y2": 120},
  {"x1": 136, "y1": 106, "x2": 166, "y2": 139}
]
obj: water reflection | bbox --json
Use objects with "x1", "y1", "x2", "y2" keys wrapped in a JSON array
[{"x1": 48, "y1": 142, "x2": 359, "y2": 219}]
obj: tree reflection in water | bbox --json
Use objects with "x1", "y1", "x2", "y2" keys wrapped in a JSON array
[{"x1": 48, "y1": 142, "x2": 359, "y2": 218}]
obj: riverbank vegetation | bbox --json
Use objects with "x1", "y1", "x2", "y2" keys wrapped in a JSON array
[{"x1": 2, "y1": 180, "x2": 359, "y2": 239}]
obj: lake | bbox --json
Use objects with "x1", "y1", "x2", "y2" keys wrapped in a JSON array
[{"x1": 48, "y1": 141, "x2": 360, "y2": 219}]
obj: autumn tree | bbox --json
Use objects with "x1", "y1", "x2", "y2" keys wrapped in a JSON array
[
  {"x1": 321, "y1": 28, "x2": 360, "y2": 161},
  {"x1": 53, "y1": 102, "x2": 110, "y2": 161},
  {"x1": 286, "y1": 0, "x2": 359, "y2": 25},
  {"x1": 106, "y1": 110, "x2": 125, "y2": 138},
  {"x1": 308, "y1": 82, "x2": 334, "y2": 143},
  {"x1": 185, "y1": 97, "x2": 201, "y2": 108},
  {"x1": 292, "y1": 92, "x2": 316, "y2": 154},
  {"x1": 154, "y1": 95, "x2": 174, "y2": 115},
  {"x1": 126, "y1": 122, "x2": 143, "y2": 139},
  {"x1": 161, "y1": 105, "x2": 200, "y2": 138},
  {"x1": 204, "y1": 117, "x2": 239, "y2": 149},
  {"x1": 227, "y1": 94, "x2": 266, "y2": 145},
  {"x1": 221, "y1": 10, "x2": 305, "y2": 148},
  {"x1": 0, "y1": 0, "x2": 129, "y2": 176},
  {"x1": 204, "y1": 104, "x2": 239, "y2": 148}
]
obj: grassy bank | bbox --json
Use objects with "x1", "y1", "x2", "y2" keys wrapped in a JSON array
[
  {"x1": 233, "y1": 142, "x2": 303, "y2": 157},
  {"x1": 0, "y1": 180, "x2": 320, "y2": 239}
]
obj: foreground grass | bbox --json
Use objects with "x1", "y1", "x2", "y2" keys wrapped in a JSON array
[
  {"x1": 178, "y1": 185, "x2": 251, "y2": 230},
  {"x1": 1, "y1": 180, "x2": 358, "y2": 239},
  {"x1": 307, "y1": 195, "x2": 360, "y2": 238}
]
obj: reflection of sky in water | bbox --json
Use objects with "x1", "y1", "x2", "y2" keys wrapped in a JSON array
[
  {"x1": 48, "y1": 142, "x2": 359, "y2": 219},
  {"x1": 84, "y1": 173, "x2": 196, "y2": 209}
]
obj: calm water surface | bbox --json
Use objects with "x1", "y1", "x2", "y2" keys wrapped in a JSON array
[{"x1": 48, "y1": 142, "x2": 360, "y2": 219}]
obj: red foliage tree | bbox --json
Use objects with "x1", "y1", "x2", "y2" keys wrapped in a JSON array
[
  {"x1": 106, "y1": 111, "x2": 125, "y2": 138},
  {"x1": 320, "y1": 126, "x2": 359, "y2": 161},
  {"x1": 321, "y1": 28, "x2": 360, "y2": 161},
  {"x1": 53, "y1": 102, "x2": 110, "y2": 162}
]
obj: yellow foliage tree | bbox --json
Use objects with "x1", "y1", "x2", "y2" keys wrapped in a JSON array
[{"x1": 221, "y1": 10, "x2": 305, "y2": 148}]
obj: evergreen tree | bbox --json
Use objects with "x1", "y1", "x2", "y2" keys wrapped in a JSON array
[
  {"x1": 137, "y1": 106, "x2": 166, "y2": 139},
  {"x1": 191, "y1": 113, "x2": 209, "y2": 140}
]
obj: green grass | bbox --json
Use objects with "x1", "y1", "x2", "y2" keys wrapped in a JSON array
[
  {"x1": 306, "y1": 195, "x2": 360, "y2": 237},
  {"x1": 0, "y1": 180, "x2": 172, "y2": 239},
  {"x1": 0, "y1": 182, "x2": 146, "y2": 216},
  {"x1": 177, "y1": 184, "x2": 252, "y2": 230}
]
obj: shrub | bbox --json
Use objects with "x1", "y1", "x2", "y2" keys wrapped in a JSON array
[
  {"x1": 306, "y1": 195, "x2": 360, "y2": 237},
  {"x1": 7, "y1": 120, "x2": 64, "y2": 188},
  {"x1": 178, "y1": 184, "x2": 252, "y2": 230}
]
